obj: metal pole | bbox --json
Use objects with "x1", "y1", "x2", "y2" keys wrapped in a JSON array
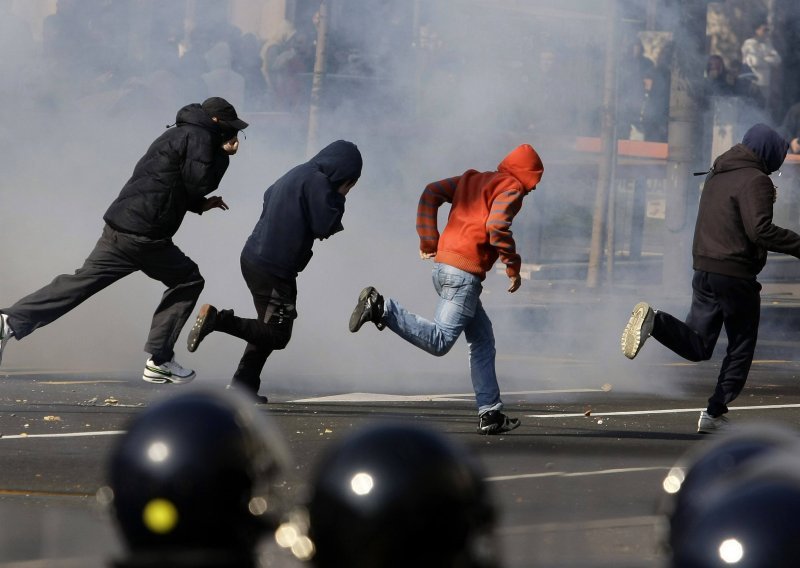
[
  {"x1": 412, "y1": 0, "x2": 422, "y2": 118},
  {"x1": 587, "y1": 0, "x2": 619, "y2": 288},
  {"x1": 306, "y1": 0, "x2": 329, "y2": 159},
  {"x1": 662, "y1": 0, "x2": 706, "y2": 292}
]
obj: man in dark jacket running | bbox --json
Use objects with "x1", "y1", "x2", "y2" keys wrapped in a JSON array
[
  {"x1": 185, "y1": 140, "x2": 362, "y2": 402},
  {"x1": 620, "y1": 123, "x2": 797, "y2": 433},
  {"x1": 0, "y1": 97, "x2": 247, "y2": 384}
]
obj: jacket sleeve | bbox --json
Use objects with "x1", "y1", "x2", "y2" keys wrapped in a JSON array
[
  {"x1": 741, "y1": 39, "x2": 759, "y2": 69},
  {"x1": 740, "y1": 178, "x2": 800, "y2": 258},
  {"x1": 181, "y1": 133, "x2": 230, "y2": 212},
  {"x1": 763, "y1": 42, "x2": 782, "y2": 66},
  {"x1": 488, "y1": 185, "x2": 526, "y2": 277},
  {"x1": 303, "y1": 175, "x2": 346, "y2": 239},
  {"x1": 417, "y1": 176, "x2": 459, "y2": 253}
]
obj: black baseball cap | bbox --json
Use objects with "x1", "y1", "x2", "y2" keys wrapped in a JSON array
[{"x1": 201, "y1": 97, "x2": 249, "y2": 131}]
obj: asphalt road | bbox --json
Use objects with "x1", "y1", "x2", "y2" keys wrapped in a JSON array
[{"x1": 2, "y1": 342, "x2": 800, "y2": 568}]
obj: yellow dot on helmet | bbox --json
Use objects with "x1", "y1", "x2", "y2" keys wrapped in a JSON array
[{"x1": 143, "y1": 498, "x2": 179, "y2": 534}]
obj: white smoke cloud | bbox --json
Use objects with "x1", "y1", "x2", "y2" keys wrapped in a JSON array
[{"x1": 2, "y1": 1, "x2": 786, "y2": 403}]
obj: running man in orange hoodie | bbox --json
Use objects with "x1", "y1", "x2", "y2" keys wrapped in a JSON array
[{"x1": 349, "y1": 144, "x2": 544, "y2": 434}]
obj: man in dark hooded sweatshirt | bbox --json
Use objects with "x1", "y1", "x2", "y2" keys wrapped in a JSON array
[
  {"x1": 186, "y1": 140, "x2": 363, "y2": 403},
  {"x1": 0, "y1": 97, "x2": 247, "y2": 384},
  {"x1": 620, "y1": 123, "x2": 797, "y2": 433}
]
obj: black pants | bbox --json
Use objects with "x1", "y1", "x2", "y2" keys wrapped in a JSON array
[
  {"x1": 214, "y1": 258, "x2": 296, "y2": 393},
  {"x1": 2, "y1": 224, "x2": 204, "y2": 363},
  {"x1": 652, "y1": 270, "x2": 761, "y2": 416}
]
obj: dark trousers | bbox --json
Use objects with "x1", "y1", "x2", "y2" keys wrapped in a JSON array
[
  {"x1": 652, "y1": 270, "x2": 761, "y2": 416},
  {"x1": 214, "y1": 258, "x2": 296, "y2": 393},
  {"x1": 1, "y1": 225, "x2": 204, "y2": 363}
]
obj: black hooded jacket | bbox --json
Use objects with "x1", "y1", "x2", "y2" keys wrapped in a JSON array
[
  {"x1": 241, "y1": 140, "x2": 363, "y2": 279},
  {"x1": 693, "y1": 123, "x2": 799, "y2": 278},
  {"x1": 103, "y1": 103, "x2": 231, "y2": 239}
]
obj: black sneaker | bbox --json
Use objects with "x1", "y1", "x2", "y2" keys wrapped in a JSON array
[
  {"x1": 349, "y1": 286, "x2": 386, "y2": 332},
  {"x1": 187, "y1": 304, "x2": 218, "y2": 353},
  {"x1": 477, "y1": 410, "x2": 521, "y2": 435}
]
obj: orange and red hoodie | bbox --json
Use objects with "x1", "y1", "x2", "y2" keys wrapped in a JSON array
[{"x1": 416, "y1": 144, "x2": 544, "y2": 280}]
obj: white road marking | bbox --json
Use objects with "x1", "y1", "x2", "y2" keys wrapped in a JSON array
[
  {"x1": 496, "y1": 355, "x2": 793, "y2": 365},
  {"x1": 38, "y1": 380, "x2": 126, "y2": 385},
  {"x1": 1, "y1": 370, "x2": 123, "y2": 377},
  {"x1": 0, "y1": 431, "x2": 125, "y2": 440},
  {"x1": 526, "y1": 403, "x2": 800, "y2": 419},
  {"x1": 487, "y1": 466, "x2": 670, "y2": 482},
  {"x1": 291, "y1": 388, "x2": 605, "y2": 403},
  {"x1": 498, "y1": 515, "x2": 662, "y2": 535}
]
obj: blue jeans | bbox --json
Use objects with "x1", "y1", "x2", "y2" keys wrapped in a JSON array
[{"x1": 384, "y1": 263, "x2": 502, "y2": 414}]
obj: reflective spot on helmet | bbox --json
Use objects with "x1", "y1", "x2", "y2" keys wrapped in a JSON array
[
  {"x1": 350, "y1": 472, "x2": 374, "y2": 496},
  {"x1": 719, "y1": 538, "x2": 744, "y2": 564},
  {"x1": 143, "y1": 498, "x2": 178, "y2": 534},
  {"x1": 146, "y1": 441, "x2": 169, "y2": 463}
]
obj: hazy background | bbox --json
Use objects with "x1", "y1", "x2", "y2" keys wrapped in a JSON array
[{"x1": 1, "y1": 0, "x2": 797, "y2": 401}]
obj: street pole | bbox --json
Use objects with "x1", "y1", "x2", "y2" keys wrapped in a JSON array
[
  {"x1": 662, "y1": 0, "x2": 706, "y2": 292},
  {"x1": 587, "y1": 0, "x2": 619, "y2": 288},
  {"x1": 306, "y1": 0, "x2": 329, "y2": 159}
]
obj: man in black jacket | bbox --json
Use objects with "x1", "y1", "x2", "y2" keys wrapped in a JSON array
[
  {"x1": 0, "y1": 97, "x2": 247, "y2": 384},
  {"x1": 620, "y1": 123, "x2": 797, "y2": 433},
  {"x1": 185, "y1": 140, "x2": 362, "y2": 402}
]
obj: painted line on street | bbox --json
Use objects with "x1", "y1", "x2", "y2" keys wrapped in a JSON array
[
  {"x1": 487, "y1": 466, "x2": 670, "y2": 482},
  {"x1": 291, "y1": 388, "x2": 605, "y2": 403},
  {"x1": 0, "y1": 488, "x2": 96, "y2": 498},
  {"x1": 1, "y1": 370, "x2": 123, "y2": 377},
  {"x1": 0, "y1": 431, "x2": 125, "y2": 440},
  {"x1": 497, "y1": 515, "x2": 662, "y2": 535},
  {"x1": 37, "y1": 380, "x2": 126, "y2": 385},
  {"x1": 526, "y1": 403, "x2": 800, "y2": 419}
]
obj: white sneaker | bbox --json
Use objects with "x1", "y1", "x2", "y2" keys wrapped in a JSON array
[
  {"x1": 142, "y1": 357, "x2": 196, "y2": 385},
  {"x1": 0, "y1": 313, "x2": 14, "y2": 367},
  {"x1": 697, "y1": 410, "x2": 730, "y2": 434},
  {"x1": 621, "y1": 301, "x2": 655, "y2": 359}
]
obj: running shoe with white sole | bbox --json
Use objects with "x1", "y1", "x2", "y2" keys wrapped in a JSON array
[
  {"x1": 697, "y1": 410, "x2": 730, "y2": 434},
  {"x1": 0, "y1": 313, "x2": 13, "y2": 367},
  {"x1": 477, "y1": 410, "x2": 521, "y2": 435},
  {"x1": 142, "y1": 357, "x2": 196, "y2": 384},
  {"x1": 621, "y1": 301, "x2": 655, "y2": 359}
]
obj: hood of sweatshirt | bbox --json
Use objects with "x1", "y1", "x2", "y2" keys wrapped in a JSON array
[
  {"x1": 497, "y1": 144, "x2": 544, "y2": 192},
  {"x1": 740, "y1": 122, "x2": 789, "y2": 173},
  {"x1": 309, "y1": 140, "x2": 363, "y2": 187},
  {"x1": 175, "y1": 103, "x2": 219, "y2": 131}
]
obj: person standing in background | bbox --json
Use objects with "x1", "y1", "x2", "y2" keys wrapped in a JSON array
[{"x1": 741, "y1": 21, "x2": 782, "y2": 118}]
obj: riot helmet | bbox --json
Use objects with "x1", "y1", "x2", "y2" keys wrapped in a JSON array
[
  {"x1": 661, "y1": 423, "x2": 800, "y2": 558},
  {"x1": 669, "y1": 450, "x2": 800, "y2": 567},
  {"x1": 106, "y1": 387, "x2": 291, "y2": 565},
  {"x1": 307, "y1": 422, "x2": 499, "y2": 568}
]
